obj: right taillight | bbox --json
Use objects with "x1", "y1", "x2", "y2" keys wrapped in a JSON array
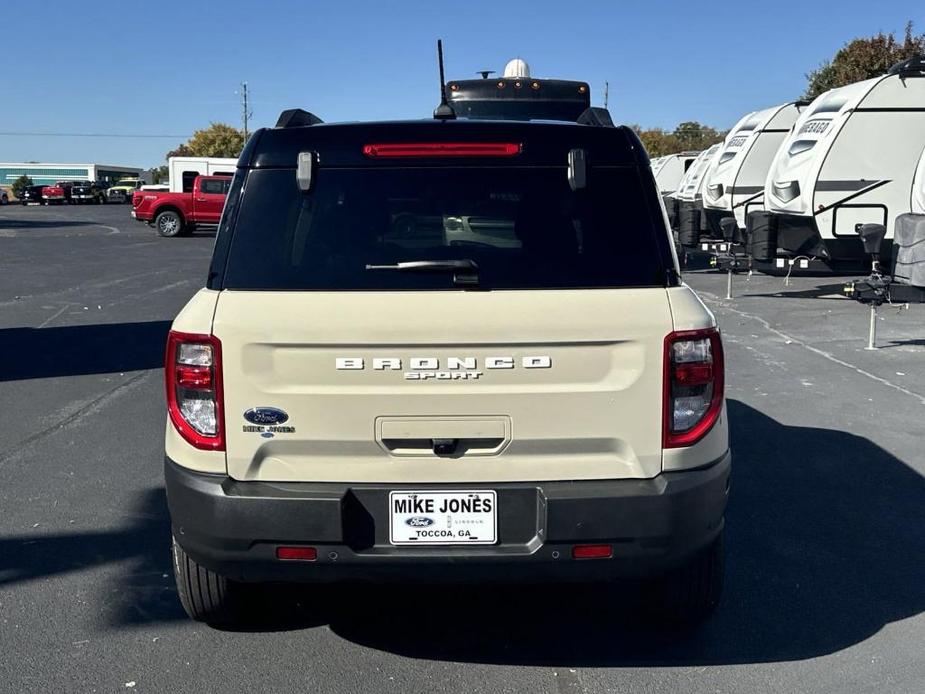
[
  {"x1": 663, "y1": 328, "x2": 724, "y2": 448},
  {"x1": 165, "y1": 331, "x2": 224, "y2": 450}
]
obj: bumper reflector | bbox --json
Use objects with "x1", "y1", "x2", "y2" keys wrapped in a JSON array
[
  {"x1": 276, "y1": 546, "x2": 318, "y2": 561},
  {"x1": 572, "y1": 544, "x2": 613, "y2": 560}
]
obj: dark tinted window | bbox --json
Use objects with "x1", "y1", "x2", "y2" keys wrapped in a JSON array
[
  {"x1": 222, "y1": 166, "x2": 665, "y2": 291},
  {"x1": 182, "y1": 171, "x2": 199, "y2": 193},
  {"x1": 201, "y1": 178, "x2": 229, "y2": 195}
]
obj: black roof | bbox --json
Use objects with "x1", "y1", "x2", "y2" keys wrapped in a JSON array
[{"x1": 242, "y1": 118, "x2": 647, "y2": 169}]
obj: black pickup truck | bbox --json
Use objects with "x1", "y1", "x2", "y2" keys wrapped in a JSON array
[{"x1": 70, "y1": 181, "x2": 107, "y2": 204}]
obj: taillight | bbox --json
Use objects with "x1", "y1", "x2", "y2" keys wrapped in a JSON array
[
  {"x1": 165, "y1": 331, "x2": 224, "y2": 450},
  {"x1": 663, "y1": 328, "x2": 724, "y2": 448}
]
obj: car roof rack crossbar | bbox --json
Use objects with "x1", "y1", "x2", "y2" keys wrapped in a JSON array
[
  {"x1": 576, "y1": 107, "x2": 615, "y2": 128},
  {"x1": 275, "y1": 109, "x2": 324, "y2": 128}
]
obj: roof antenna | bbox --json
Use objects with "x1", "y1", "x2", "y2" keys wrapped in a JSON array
[
  {"x1": 477, "y1": 70, "x2": 495, "y2": 80},
  {"x1": 433, "y1": 39, "x2": 456, "y2": 120}
]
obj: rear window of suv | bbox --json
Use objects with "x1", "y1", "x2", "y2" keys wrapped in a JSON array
[{"x1": 220, "y1": 165, "x2": 667, "y2": 290}]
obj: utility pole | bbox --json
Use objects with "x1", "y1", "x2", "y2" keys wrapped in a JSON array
[
  {"x1": 240, "y1": 82, "x2": 252, "y2": 141},
  {"x1": 603, "y1": 81, "x2": 609, "y2": 110}
]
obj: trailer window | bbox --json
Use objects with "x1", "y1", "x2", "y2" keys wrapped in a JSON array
[{"x1": 182, "y1": 171, "x2": 199, "y2": 193}]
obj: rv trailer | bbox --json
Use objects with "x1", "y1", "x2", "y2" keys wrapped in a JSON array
[
  {"x1": 654, "y1": 151, "x2": 700, "y2": 194},
  {"x1": 654, "y1": 151, "x2": 700, "y2": 232},
  {"x1": 168, "y1": 157, "x2": 237, "y2": 193},
  {"x1": 760, "y1": 55, "x2": 925, "y2": 274},
  {"x1": 701, "y1": 102, "x2": 807, "y2": 235},
  {"x1": 673, "y1": 144, "x2": 721, "y2": 248},
  {"x1": 913, "y1": 143, "x2": 925, "y2": 215}
]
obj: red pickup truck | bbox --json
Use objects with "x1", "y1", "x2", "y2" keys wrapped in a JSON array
[
  {"x1": 131, "y1": 175, "x2": 231, "y2": 237},
  {"x1": 42, "y1": 183, "x2": 68, "y2": 205}
]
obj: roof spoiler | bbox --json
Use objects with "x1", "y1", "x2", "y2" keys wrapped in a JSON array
[
  {"x1": 275, "y1": 109, "x2": 324, "y2": 128},
  {"x1": 887, "y1": 55, "x2": 925, "y2": 77},
  {"x1": 576, "y1": 107, "x2": 614, "y2": 128}
]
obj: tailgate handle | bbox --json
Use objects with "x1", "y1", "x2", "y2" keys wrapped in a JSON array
[
  {"x1": 432, "y1": 438, "x2": 459, "y2": 456},
  {"x1": 376, "y1": 416, "x2": 512, "y2": 458}
]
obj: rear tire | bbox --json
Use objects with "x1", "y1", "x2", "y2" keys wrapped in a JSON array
[
  {"x1": 648, "y1": 530, "x2": 724, "y2": 624},
  {"x1": 172, "y1": 535, "x2": 250, "y2": 625},
  {"x1": 155, "y1": 210, "x2": 185, "y2": 237}
]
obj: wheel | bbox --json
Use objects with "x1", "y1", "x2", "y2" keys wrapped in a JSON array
[
  {"x1": 172, "y1": 535, "x2": 253, "y2": 624},
  {"x1": 97, "y1": 195, "x2": 105, "y2": 205},
  {"x1": 647, "y1": 530, "x2": 724, "y2": 624},
  {"x1": 155, "y1": 210, "x2": 185, "y2": 237}
]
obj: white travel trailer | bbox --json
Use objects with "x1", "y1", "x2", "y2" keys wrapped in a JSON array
[
  {"x1": 761, "y1": 56, "x2": 925, "y2": 272},
  {"x1": 653, "y1": 151, "x2": 700, "y2": 194},
  {"x1": 913, "y1": 144, "x2": 925, "y2": 214},
  {"x1": 701, "y1": 101, "x2": 807, "y2": 233},
  {"x1": 673, "y1": 144, "x2": 721, "y2": 248},
  {"x1": 168, "y1": 157, "x2": 237, "y2": 193},
  {"x1": 674, "y1": 144, "x2": 721, "y2": 202}
]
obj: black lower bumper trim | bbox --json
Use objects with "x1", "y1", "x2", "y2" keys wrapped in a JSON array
[{"x1": 165, "y1": 454, "x2": 731, "y2": 583}]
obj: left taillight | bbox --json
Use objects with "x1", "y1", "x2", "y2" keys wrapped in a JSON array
[
  {"x1": 165, "y1": 331, "x2": 224, "y2": 450},
  {"x1": 663, "y1": 328, "x2": 724, "y2": 448}
]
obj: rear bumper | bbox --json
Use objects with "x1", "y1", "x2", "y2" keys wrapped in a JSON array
[{"x1": 165, "y1": 453, "x2": 731, "y2": 583}]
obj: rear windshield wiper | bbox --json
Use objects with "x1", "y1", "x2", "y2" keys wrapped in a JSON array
[{"x1": 365, "y1": 259, "x2": 480, "y2": 286}]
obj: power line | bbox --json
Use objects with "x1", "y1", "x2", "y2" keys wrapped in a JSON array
[{"x1": 0, "y1": 131, "x2": 191, "y2": 139}]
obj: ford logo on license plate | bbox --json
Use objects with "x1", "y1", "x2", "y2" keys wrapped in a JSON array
[
  {"x1": 243, "y1": 407, "x2": 289, "y2": 425},
  {"x1": 405, "y1": 516, "x2": 435, "y2": 528}
]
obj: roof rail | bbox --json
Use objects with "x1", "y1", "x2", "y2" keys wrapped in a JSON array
[
  {"x1": 576, "y1": 107, "x2": 614, "y2": 128},
  {"x1": 275, "y1": 109, "x2": 324, "y2": 128}
]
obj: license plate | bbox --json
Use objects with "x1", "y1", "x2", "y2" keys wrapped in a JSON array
[{"x1": 389, "y1": 490, "x2": 497, "y2": 545}]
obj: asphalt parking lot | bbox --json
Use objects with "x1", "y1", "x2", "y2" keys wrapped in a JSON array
[{"x1": 1, "y1": 203, "x2": 923, "y2": 693}]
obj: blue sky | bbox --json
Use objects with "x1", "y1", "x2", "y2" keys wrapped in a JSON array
[{"x1": 1, "y1": 1, "x2": 921, "y2": 168}]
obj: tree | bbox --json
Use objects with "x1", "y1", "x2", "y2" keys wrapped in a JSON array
[
  {"x1": 166, "y1": 143, "x2": 193, "y2": 160},
  {"x1": 151, "y1": 166, "x2": 169, "y2": 184},
  {"x1": 11, "y1": 175, "x2": 33, "y2": 198},
  {"x1": 675, "y1": 121, "x2": 724, "y2": 151},
  {"x1": 164, "y1": 123, "x2": 245, "y2": 162},
  {"x1": 804, "y1": 22, "x2": 925, "y2": 100},
  {"x1": 632, "y1": 122, "x2": 727, "y2": 158}
]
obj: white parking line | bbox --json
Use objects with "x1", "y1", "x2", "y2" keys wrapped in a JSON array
[{"x1": 702, "y1": 291, "x2": 925, "y2": 406}]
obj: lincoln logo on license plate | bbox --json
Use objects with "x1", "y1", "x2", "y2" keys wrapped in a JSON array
[{"x1": 389, "y1": 491, "x2": 497, "y2": 545}]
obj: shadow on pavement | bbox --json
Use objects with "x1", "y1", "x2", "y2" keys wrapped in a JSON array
[
  {"x1": 0, "y1": 488, "x2": 186, "y2": 624},
  {"x1": 0, "y1": 218, "x2": 101, "y2": 230},
  {"x1": 742, "y1": 282, "x2": 854, "y2": 300},
  {"x1": 1, "y1": 401, "x2": 922, "y2": 664},
  {"x1": 0, "y1": 320, "x2": 171, "y2": 381}
]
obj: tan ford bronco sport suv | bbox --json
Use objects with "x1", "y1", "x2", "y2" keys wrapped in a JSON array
[{"x1": 165, "y1": 105, "x2": 730, "y2": 625}]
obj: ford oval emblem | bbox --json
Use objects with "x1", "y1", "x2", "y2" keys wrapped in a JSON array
[
  {"x1": 405, "y1": 516, "x2": 435, "y2": 528},
  {"x1": 243, "y1": 407, "x2": 289, "y2": 425}
]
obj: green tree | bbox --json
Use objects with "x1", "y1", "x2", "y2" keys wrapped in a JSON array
[
  {"x1": 10, "y1": 175, "x2": 33, "y2": 198},
  {"x1": 164, "y1": 123, "x2": 245, "y2": 161},
  {"x1": 166, "y1": 143, "x2": 193, "y2": 160},
  {"x1": 804, "y1": 22, "x2": 925, "y2": 99},
  {"x1": 151, "y1": 165, "x2": 169, "y2": 184},
  {"x1": 675, "y1": 121, "x2": 724, "y2": 151},
  {"x1": 633, "y1": 122, "x2": 726, "y2": 158},
  {"x1": 632, "y1": 126, "x2": 679, "y2": 158}
]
